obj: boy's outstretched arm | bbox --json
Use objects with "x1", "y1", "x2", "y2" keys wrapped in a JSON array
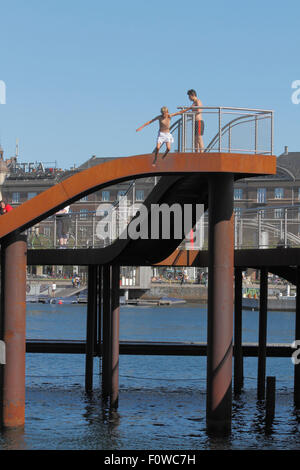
[
  {"x1": 136, "y1": 115, "x2": 159, "y2": 132},
  {"x1": 169, "y1": 106, "x2": 193, "y2": 118}
]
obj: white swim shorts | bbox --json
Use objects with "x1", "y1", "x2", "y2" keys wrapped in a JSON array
[{"x1": 157, "y1": 132, "x2": 174, "y2": 145}]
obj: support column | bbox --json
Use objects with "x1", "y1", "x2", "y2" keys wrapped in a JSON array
[
  {"x1": 294, "y1": 267, "x2": 300, "y2": 406},
  {"x1": 0, "y1": 234, "x2": 27, "y2": 428},
  {"x1": 85, "y1": 265, "x2": 97, "y2": 393},
  {"x1": 234, "y1": 267, "x2": 244, "y2": 394},
  {"x1": 97, "y1": 266, "x2": 102, "y2": 357},
  {"x1": 102, "y1": 264, "x2": 111, "y2": 398},
  {"x1": 257, "y1": 267, "x2": 268, "y2": 400},
  {"x1": 110, "y1": 264, "x2": 120, "y2": 408},
  {"x1": 206, "y1": 173, "x2": 234, "y2": 434}
]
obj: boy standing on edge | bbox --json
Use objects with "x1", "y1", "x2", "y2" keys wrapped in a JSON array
[
  {"x1": 187, "y1": 89, "x2": 204, "y2": 152},
  {"x1": 136, "y1": 106, "x2": 192, "y2": 166}
]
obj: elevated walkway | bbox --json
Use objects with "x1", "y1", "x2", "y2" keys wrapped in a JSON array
[
  {"x1": 0, "y1": 152, "x2": 275, "y2": 241},
  {"x1": 0, "y1": 105, "x2": 281, "y2": 434}
]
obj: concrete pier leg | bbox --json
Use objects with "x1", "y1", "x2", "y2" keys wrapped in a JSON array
[
  {"x1": 102, "y1": 265, "x2": 111, "y2": 398},
  {"x1": 257, "y1": 267, "x2": 268, "y2": 400},
  {"x1": 85, "y1": 265, "x2": 97, "y2": 393},
  {"x1": 206, "y1": 173, "x2": 234, "y2": 435},
  {"x1": 110, "y1": 265, "x2": 120, "y2": 409},
  {"x1": 234, "y1": 267, "x2": 244, "y2": 394},
  {"x1": 294, "y1": 267, "x2": 300, "y2": 406},
  {"x1": 0, "y1": 235, "x2": 27, "y2": 428}
]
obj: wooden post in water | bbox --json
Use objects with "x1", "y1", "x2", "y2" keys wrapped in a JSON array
[
  {"x1": 294, "y1": 267, "x2": 300, "y2": 407},
  {"x1": 257, "y1": 267, "x2": 268, "y2": 400},
  {"x1": 97, "y1": 266, "x2": 102, "y2": 358},
  {"x1": 265, "y1": 376, "x2": 276, "y2": 426},
  {"x1": 234, "y1": 267, "x2": 244, "y2": 394},
  {"x1": 85, "y1": 265, "x2": 97, "y2": 393},
  {"x1": 102, "y1": 264, "x2": 112, "y2": 398},
  {"x1": 110, "y1": 264, "x2": 120, "y2": 408}
]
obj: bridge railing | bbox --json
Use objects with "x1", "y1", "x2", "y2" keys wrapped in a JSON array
[
  {"x1": 173, "y1": 106, "x2": 274, "y2": 155},
  {"x1": 180, "y1": 205, "x2": 300, "y2": 251},
  {"x1": 26, "y1": 202, "x2": 150, "y2": 249},
  {"x1": 26, "y1": 204, "x2": 300, "y2": 251}
]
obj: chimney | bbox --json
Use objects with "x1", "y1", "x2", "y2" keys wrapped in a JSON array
[{"x1": 284, "y1": 146, "x2": 288, "y2": 155}]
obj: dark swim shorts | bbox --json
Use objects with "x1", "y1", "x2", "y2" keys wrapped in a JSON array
[{"x1": 195, "y1": 120, "x2": 204, "y2": 136}]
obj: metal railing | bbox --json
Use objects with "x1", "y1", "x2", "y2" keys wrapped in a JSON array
[
  {"x1": 173, "y1": 106, "x2": 273, "y2": 154},
  {"x1": 26, "y1": 203, "x2": 151, "y2": 250},
  {"x1": 25, "y1": 106, "x2": 274, "y2": 250},
  {"x1": 179, "y1": 205, "x2": 300, "y2": 251},
  {"x1": 27, "y1": 204, "x2": 300, "y2": 252}
]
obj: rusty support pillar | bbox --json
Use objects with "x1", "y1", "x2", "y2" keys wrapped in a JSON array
[
  {"x1": 257, "y1": 267, "x2": 268, "y2": 400},
  {"x1": 85, "y1": 265, "x2": 97, "y2": 393},
  {"x1": 234, "y1": 267, "x2": 244, "y2": 394},
  {"x1": 102, "y1": 265, "x2": 111, "y2": 398},
  {"x1": 0, "y1": 234, "x2": 27, "y2": 428},
  {"x1": 110, "y1": 264, "x2": 120, "y2": 409},
  {"x1": 294, "y1": 267, "x2": 300, "y2": 406},
  {"x1": 206, "y1": 173, "x2": 234, "y2": 435}
]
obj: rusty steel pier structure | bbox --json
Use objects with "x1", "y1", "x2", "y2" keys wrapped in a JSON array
[{"x1": 0, "y1": 106, "x2": 282, "y2": 434}]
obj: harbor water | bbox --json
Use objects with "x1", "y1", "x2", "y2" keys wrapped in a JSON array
[{"x1": 0, "y1": 302, "x2": 300, "y2": 450}]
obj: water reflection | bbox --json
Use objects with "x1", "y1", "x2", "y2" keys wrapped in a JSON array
[
  {"x1": 0, "y1": 426, "x2": 27, "y2": 450},
  {"x1": 81, "y1": 391, "x2": 121, "y2": 449}
]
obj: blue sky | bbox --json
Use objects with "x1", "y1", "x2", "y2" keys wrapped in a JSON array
[{"x1": 0, "y1": 0, "x2": 299, "y2": 168}]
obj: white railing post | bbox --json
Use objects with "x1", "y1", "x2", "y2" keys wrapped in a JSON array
[
  {"x1": 284, "y1": 208, "x2": 288, "y2": 248},
  {"x1": 218, "y1": 108, "x2": 222, "y2": 152}
]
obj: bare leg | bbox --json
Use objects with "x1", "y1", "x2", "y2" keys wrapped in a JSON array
[
  {"x1": 162, "y1": 142, "x2": 171, "y2": 159},
  {"x1": 199, "y1": 135, "x2": 204, "y2": 152},
  {"x1": 195, "y1": 121, "x2": 204, "y2": 152},
  {"x1": 195, "y1": 135, "x2": 204, "y2": 153},
  {"x1": 153, "y1": 143, "x2": 161, "y2": 166}
]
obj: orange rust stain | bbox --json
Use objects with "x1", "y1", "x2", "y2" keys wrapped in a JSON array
[
  {"x1": 156, "y1": 249, "x2": 199, "y2": 266},
  {"x1": 3, "y1": 401, "x2": 25, "y2": 427}
]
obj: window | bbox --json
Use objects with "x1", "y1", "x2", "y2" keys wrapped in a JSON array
[
  {"x1": 28, "y1": 192, "x2": 37, "y2": 200},
  {"x1": 79, "y1": 209, "x2": 88, "y2": 219},
  {"x1": 102, "y1": 191, "x2": 110, "y2": 201},
  {"x1": 234, "y1": 207, "x2": 241, "y2": 217},
  {"x1": 257, "y1": 188, "x2": 266, "y2": 203},
  {"x1": 135, "y1": 190, "x2": 144, "y2": 201},
  {"x1": 274, "y1": 208, "x2": 283, "y2": 219},
  {"x1": 43, "y1": 227, "x2": 51, "y2": 237},
  {"x1": 80, "y1": 195, "x2": 88, "y2": 202},
  {"x1": 234, "y1": 188, "x2": 243, "y2": 200},
  {"x1": 274, "y1": 188, "x2": 284, "y2": 199},
  {"x1": 12, "y1": 192, "x2": 20, "y2": 203}
]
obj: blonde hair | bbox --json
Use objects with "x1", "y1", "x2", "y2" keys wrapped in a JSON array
[{"x1": 161, "y1": 106, "x2": 168, "y2": 114}]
